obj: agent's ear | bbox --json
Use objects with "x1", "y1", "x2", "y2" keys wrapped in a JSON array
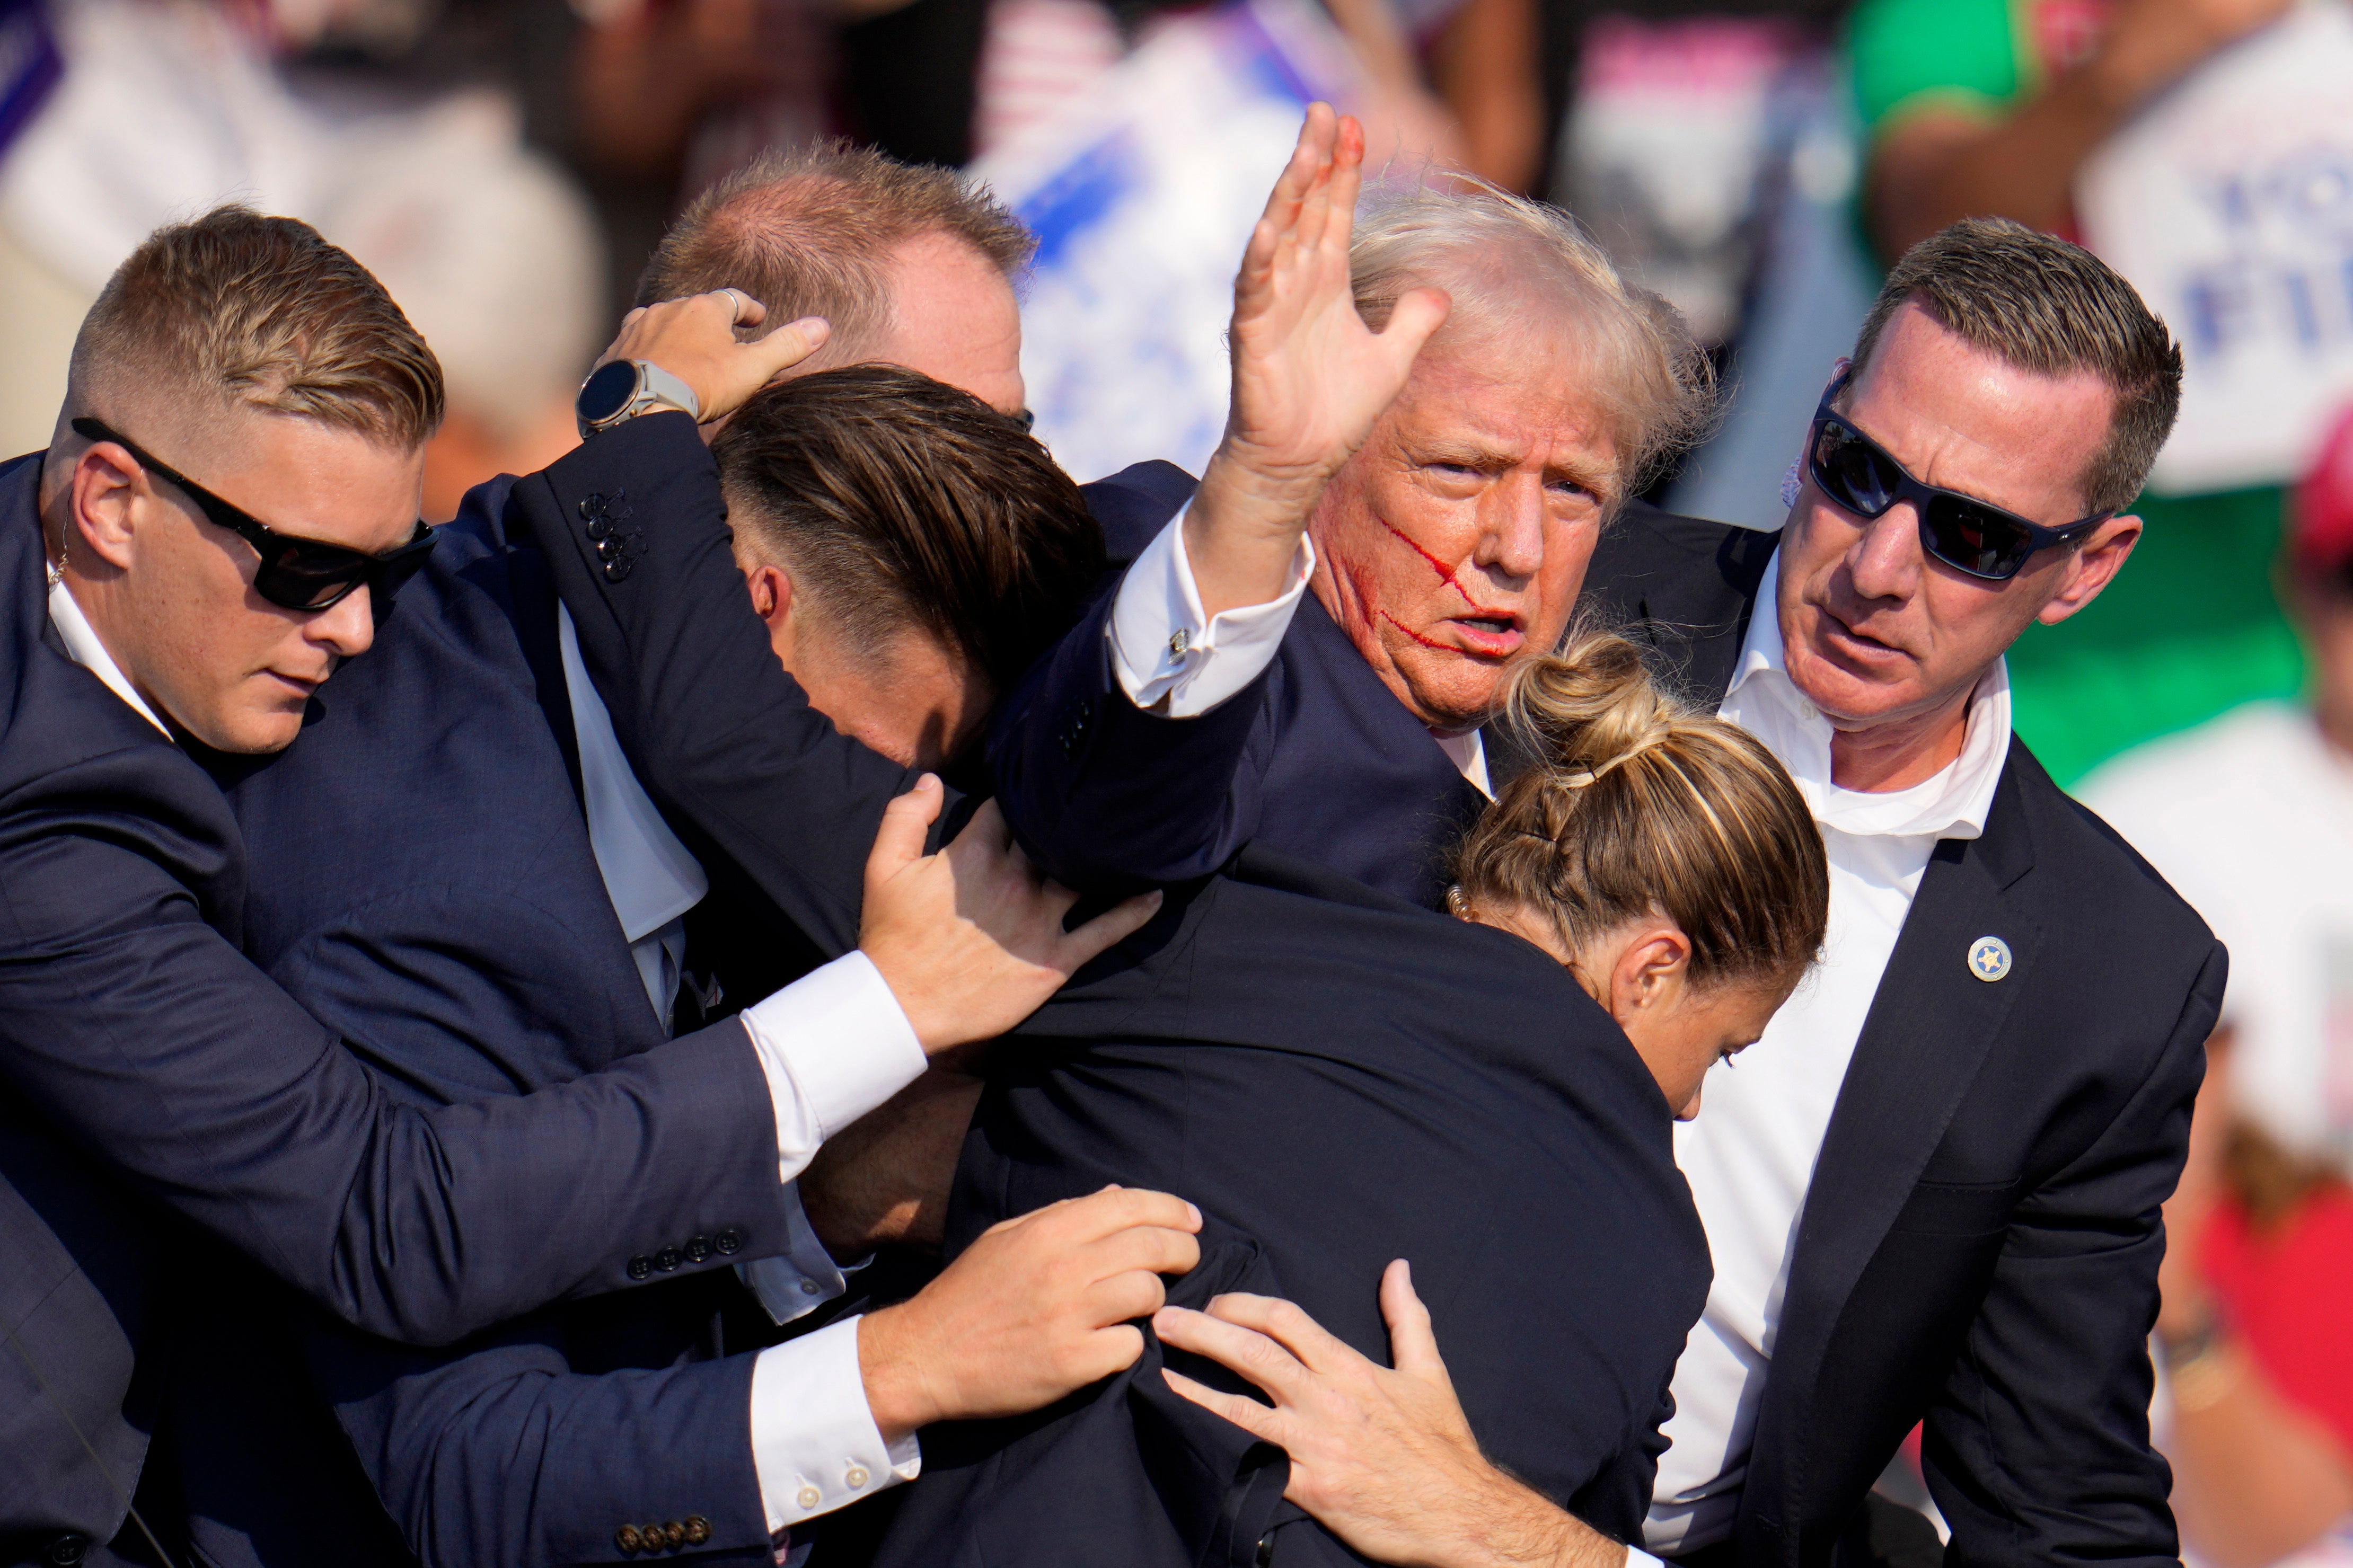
[
  {"x1": 2038, "y1": 514, "x2": 2141, "y2": 627},
  {"x1": 1608, "y1": 925, "x2": 1693, "y2": 1026},
  {"x1": 68, "y1": 441, "x2": 147, "y2": 572}
]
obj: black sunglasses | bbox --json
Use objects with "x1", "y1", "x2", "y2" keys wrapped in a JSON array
[
  {"x1": 1806, "y1": 372, "x2": 2109, "y2": 582},
  {"x1": 72, "y1": 417, "x2": 437, "y2": 611}
]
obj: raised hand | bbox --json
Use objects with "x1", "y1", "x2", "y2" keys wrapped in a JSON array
[
  {"x1": 857, "y1": 776, "x2": 1162, "y2": 1052},
  {"x1": 1186, "y1": 103, "x2": 1452, "y2": 619},
  {"x1": 858, "y1": 1185, "x2": 1204, "y2": 1442},
  {"x1": 592, "y1": 289, "x2": 830, "y2": 427}
]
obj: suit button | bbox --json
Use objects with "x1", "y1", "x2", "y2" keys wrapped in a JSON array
[
  {"x1": 683, "y1": 1516, "x2": 712, "y2": 1545},
  {"x1": 713, "y1": 1226, "x2": 745, "y2": 1255},
  {"x1": 663, "y1": 1521, "x2": 687, "y2": 1548},
  {"x1": 684, "y1": 1234, "x2": 711, "y2": 1263},
  {"x1": 579, "y1": 494, "x2": 605, "y2": 520},
  {"x1": 614, "y1": 1525, "x2": 643, "y2": 1554},
  {"x1": 796, "y1": 1485, "x2": 822, "y2": 1510},
  {"x1": 627, "y1": 1255, "x2": 654, "y2": 1280},
  {"x1": 585, "y1": 516, "x2": 612, "y2": 542},
  {"x1": 654, "y1": 1246, "x2": 682, "y2": 1272},
  {"x1": 45, "y1": 1536, "x2": 87, "y2": 1567},
  {"x1": 604, "y1": 557, "x2": 633, "y2": 583},
  {"x1": 844, "y1": 1464, "x2": 870, "y2": 1489}
]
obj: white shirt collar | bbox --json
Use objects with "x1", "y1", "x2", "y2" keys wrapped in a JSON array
[
  {"x1": 48, "y1": 574, "x2": 172, "y2": 739},
  {"x1": 1719, "y1": 548, "x2": 2010, "y2": 842},
  {"x1": 557, "y1": 603, "x2": 708, "y2": 944}
]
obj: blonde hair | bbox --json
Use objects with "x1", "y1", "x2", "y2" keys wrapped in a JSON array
[
  {"x1": 70, "y1": 206, "x2": 444, "y2": 448},
  {"x1": 1349, "y1": 179, "x2": 1716, "y2": 502},
  {"x1": 1452, "y1": 628, "x2": 1827, "y2": 990}
]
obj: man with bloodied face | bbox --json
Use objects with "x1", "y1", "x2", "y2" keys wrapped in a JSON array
[{"x1": 990, "y1": 108, "x2": 1752, "y2": 907}]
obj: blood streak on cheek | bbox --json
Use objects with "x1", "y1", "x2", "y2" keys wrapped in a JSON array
[
  {"x1": 1377, "y1": 517, "x2": 1514, "y2": 622},
  {"x1": 1379, "y1": 610, "x2": 1452, "y2": 651}
]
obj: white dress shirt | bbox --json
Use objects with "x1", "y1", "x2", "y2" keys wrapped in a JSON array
[
  {"x1": 1637, "y1": 551, "x2": 2011, "y2": 1556},
  {"x1": 1105, "y1": 507, "x2": 1496, "y2": 790},
  {"x1": 556, "y1": 604, "x2": 925, "y2": 1537}
]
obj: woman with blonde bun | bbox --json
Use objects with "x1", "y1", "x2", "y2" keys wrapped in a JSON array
[{"x1": 876, "y1": 628, "x2": 1827, "y2": 1568}]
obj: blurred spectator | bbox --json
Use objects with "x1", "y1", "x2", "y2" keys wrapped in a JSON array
[
  {"x1": 2079, "y1": 406, "x2": 2353, "y2": 1568},
  {"x1": 1845, "y1": 0, "x2": 2346, "y2": 786},
  {"x1": 0, "y1": 0, "x2": 601, "y2": 510}
]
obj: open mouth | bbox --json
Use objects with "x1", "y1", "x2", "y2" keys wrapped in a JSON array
[{"x1": 1442, "y1": 613, "x2": 1523, "y2": 657}]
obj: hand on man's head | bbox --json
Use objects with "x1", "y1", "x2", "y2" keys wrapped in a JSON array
[
  {"x1": 857, "y1": 777, "x2": 1164, "y2": 1053},
  {"x1": 595, "y1": 291, "x2": 831, "y2": 429},
  {"x1": 856, "y1": 1185, "x2": 1204, "y2": 1442}
]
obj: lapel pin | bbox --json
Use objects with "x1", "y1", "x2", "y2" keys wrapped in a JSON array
[{"x1": 1968, "y1": 935, "x2": 2012, "y2": 982}]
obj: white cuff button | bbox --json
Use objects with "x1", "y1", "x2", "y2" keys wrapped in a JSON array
[
  {"x1": 795, "y1": 1486, "x2": 821, "y2": 1511},
  {"x1": 845, "y1": 1466, "x2": 870, "y2": 1490}
]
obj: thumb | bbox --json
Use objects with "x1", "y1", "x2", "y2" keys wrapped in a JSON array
[
  {"x1": 749, "y1": 315, "x2": 831, "y2": 381},
  {"x1": 1378, "y1": 286, "x2": 1450, "y2": 369},
  {"x1": 865, "y1": 774, "x2": 943, "y2": 897},
  {"x1": 1380, "y1": 1259, "x2": 1449, "y2": 1385}
]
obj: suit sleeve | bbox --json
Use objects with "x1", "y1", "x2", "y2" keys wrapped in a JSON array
[
  {"x1": 502, "y1": 412, "x2": 922, "y2": 959},
  {"x1": 987, "y1": 571, "x2": 1275, "y2": 894},
  {"x1": 0, "y1": 747, "x2": 799, "y2": 1348},
  {"x1": 309, "y1": 1311, "x2": 772, "y2": 1567},
  {"x1": 1920, "y1": 941, "x2": 2222, "y2": 1565}
]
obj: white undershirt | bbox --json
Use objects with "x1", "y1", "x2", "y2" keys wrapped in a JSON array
[
  {"x1": 50, "y1": 578, "x2": 926, "y2": 1544},
  {"x1": 1641, "y1": 552, "x2": 2010, "y2": 1555}
]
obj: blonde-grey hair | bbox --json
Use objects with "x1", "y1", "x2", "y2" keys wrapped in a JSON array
[{"x1": 1349, "y1": 178, "x2": 1716, "y2": 503}]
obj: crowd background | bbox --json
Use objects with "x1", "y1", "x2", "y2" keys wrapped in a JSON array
[{"x1": 0, "y1": 0, "x2": 2346, "y2": 1561}]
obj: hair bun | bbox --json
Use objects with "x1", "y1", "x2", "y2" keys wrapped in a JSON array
[{"x1": 1500, "y1": 626, "x2": 1688, "y2": 780}]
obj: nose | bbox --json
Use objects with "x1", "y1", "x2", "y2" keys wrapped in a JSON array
[
  {"x1": 1475, "y1": 473, "x2": 1546, "y2": 584},
  {"x1": 307, "y1": 583, "x2": 376, "y2": 659},
  {"x1": 1842, "y1": 502, "x2": 1923, "y2": 605}
]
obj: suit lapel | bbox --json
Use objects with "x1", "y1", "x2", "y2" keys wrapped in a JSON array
[{"x1": 1741, "y1": 750, "x2": 2039, "y2": 1553}]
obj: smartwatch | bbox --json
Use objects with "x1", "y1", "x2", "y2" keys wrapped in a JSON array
[{"x1": 576, "y1": 359, "x2": 702, "y2": 438}]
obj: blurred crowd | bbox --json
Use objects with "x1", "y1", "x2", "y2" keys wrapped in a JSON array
[{"x1": 1, "y1": 0, "x2": 2348, "y2": 1561}]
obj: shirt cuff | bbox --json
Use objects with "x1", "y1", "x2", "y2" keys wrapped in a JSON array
[
  {"x1": 1107, "y1": 502, "x2": 1314, "y2": 718},
  {"x1": 750, "y1": 1316, "x2": 922, "y2": 1534},
  {"x1": 1623, "y1": 1551, "x2": 1666, "y2": 1568},
  {"x1": 735, "y1": 1181, "x2": 849, "y2": 1326},
  {"x1": 740, "y1": 951, "x2": 926, "y2": 1184}
]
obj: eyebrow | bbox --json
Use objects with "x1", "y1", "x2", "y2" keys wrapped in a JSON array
[{"x1": 1407, "y1": 441, "x2": 1618, "y2": 496}]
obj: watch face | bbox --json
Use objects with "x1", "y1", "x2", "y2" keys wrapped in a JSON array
[{"x1": 576, "y1": 360, "x2": 641, "y2": 426}]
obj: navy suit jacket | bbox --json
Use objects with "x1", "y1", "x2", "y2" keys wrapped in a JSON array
[
  {"x1": 871, "y1": 846, "x2": 1709, "y2": 1567},
  {"x1": 189, "y1": 421, "x2": 882, "y2": 1568},
  {"x1": 0, "y1": 447, "x2": 805, "y2": 1566},
  {"x1": 988, "y1": 466, "x2": 1776, "y2": 907}
]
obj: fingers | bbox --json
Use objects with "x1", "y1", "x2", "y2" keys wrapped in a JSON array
[
  {"x1": 748, "y1": 313, "x2": 829, "y2": 378},
  {"x1": 1152, "y1": 1304, "x2": 1311, "y2": 1403},
  {"x1": 1379, "y1": 1259, "x2": 1450, "y2": 1384},
  {"x1": 1200, "y1": 1289, "x2": 1360, "y2": 1377},
  {"x1": 865, "y1": 774, "x2": 943, "y2": 893},
  {"x1": 1036, "y1": 1184, "x2": 1202, "y2": 1246},
  {"x1": 1086, "y1": 1263, "x2": 1173, "y2": 1326},
  {"x1": 1380, "y1": 285, "x2": 1451, "y2": 354},
  {"x1": 1316, "y1": 113, "x2": 1367, "y2": 258},
  {"x1": 1085, "y1": 1220, "x2": 1204, "y2": 1284},
  {"x1": 1162, "y1": 1366, "x2": 1284, "y2": 1441},
  {"x1": 1053, "y1": 887, "x2": 1163, "y2": 971}
]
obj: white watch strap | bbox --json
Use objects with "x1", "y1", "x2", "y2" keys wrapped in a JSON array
[{"x1": 634, "y1": 360, "x2": 702, "y2": 423}]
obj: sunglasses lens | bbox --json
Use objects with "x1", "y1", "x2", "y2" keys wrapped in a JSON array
[
  {"x1": 255, "y1": 542, "x2": 374, "y2": 610},
  {"x1": 1811, "y1": 422, "x2": 1900, "y2": 517},
  {"x1": 1920, "y1": 497, "x2": 2033, "y2": 580}
]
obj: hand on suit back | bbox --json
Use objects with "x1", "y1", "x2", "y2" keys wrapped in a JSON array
[
  {"x1": 593, "y1": 289, "x2": 831, "y2": 426},
  {"x1": 1186, "y1": 102, "x2": 1451, "y2": 619},
  {"x1": 857, "y1": 1185, "x2": 1205, "y2": 1442},
  {"x1": 859, "y1": 776, "x2": 1163, "y2": 1052},
  {"x1": 1156, "y1": 1261, "x2": 1626, "y2": 1568}
]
